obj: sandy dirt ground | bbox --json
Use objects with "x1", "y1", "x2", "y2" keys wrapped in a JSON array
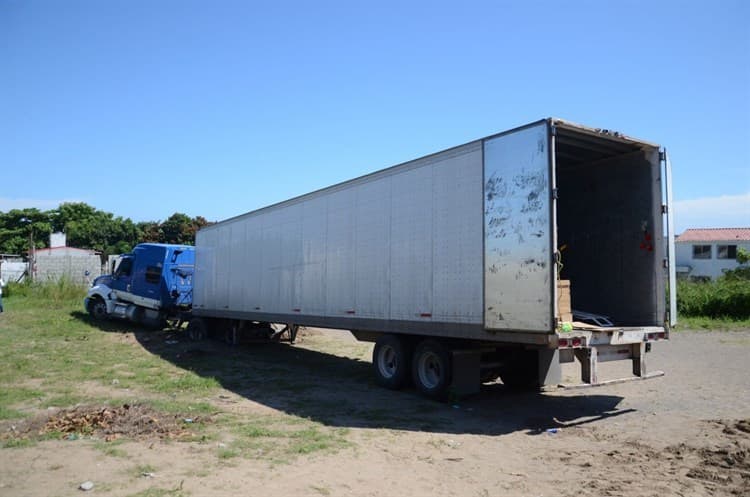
[{"x1": 1, "y1": 328, "x2": 748, "y2": 497}]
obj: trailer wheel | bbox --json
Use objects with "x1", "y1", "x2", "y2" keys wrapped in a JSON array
[
  {"x1": 372, "y1": 335, "x2": 411, "y2": 389},
  {"x1": 87, "y1": 297, "x2": 108, "y2": 321},
  {"x1": 412, "y1": 340, "x2": 452, "y2": 399},
  {"x1": 187, "y1": 318, "x2": 207, "y2": 341}
]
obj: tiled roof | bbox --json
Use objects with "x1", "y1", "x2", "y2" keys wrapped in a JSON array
[
  {"x1": 676, "y1": 228, "x2": 750, "y2": 242},
  {"x1": 34, "y1": 246, "x2": 98, "y2": 255}
]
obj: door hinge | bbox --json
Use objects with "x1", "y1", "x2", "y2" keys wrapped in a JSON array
[
  {"x1": 663, "y1": 259, "x2": 669, "y2": 269},
  {"x1": 551, "y1": 188, "x2": 559, "y2": 199},
  {"x1": 659, "y1": 150, "x2": 666, "y2": 162},
  {"x1": 662, "y1": 204, "x2": 668, "y2": 214},
  {"x1": 550, "y1": 125, "x2": 557, "y2": 137}
]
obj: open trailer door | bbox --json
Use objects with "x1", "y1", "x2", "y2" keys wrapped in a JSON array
[
  {"x1": 662, "y1": 149, "x2": 677, "y2": 327},
  {"x1": 483, "y1": 120, "x2": 553, "y2": 332}
]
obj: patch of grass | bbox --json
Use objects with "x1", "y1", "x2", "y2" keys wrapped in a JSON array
[
  {"x1": 0, "y1": 437, "x2": 35, "y2": 449},
  {"x1": 4, "y1": 278, "x2": 87, "y2": 305},
  {"x1": 148, "y1": 399, "x2": 215, "y2": 416},
  {"x1": 220, "y1": 414, "x2": 350, "y2": 462},
  {"x1": 0, "y1": 283, "x2": 357, "y2": 461},
  {"x1": 677, "y1": 316, "x2": 750, "y2": 331},
  {"x1": 126, "y1": 484, "x2": 187, "y2": 497},
  {"x1": 289, "y1": 426, "x2": 347, "y2": 454},
  {"x1": 0, "y1": 286, "x2": 222, "y2": 420},
  {"x1": 42, "y1": 392, "x2": 91, "y2": 409},
  {"x1": 133, "y1": 464, "x2": 157, "y2": 477},
  {"x1": 0, "y1": 406, "x2": 26, "y2": 420},
  {"x1": 310, "y1": 485, "x2": 332, "y2": 496},
  {"x1": 152, "y1": 373, "x2": 221, "y2": 394},
  {"x1": 92, "y1": 439, "x2": 128, "y2": 457},
  {"x1": 217, "y1": 447, "x2": 239, "y2": 459}
]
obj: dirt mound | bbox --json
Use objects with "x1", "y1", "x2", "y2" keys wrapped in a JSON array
[{"x1": 3, "y1": 404, "x2": 199, "y2": 442}]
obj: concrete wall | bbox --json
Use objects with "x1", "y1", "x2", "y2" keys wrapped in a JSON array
[
  {"x1": 0, "y1": 260, "x2": 28, "y2": 283},
  {"x1": 676, "y1": 241, "x2": 750, "y2": 280},
  {"x1": 34, "y1": 252, "x2": 102, "y2": 285}
]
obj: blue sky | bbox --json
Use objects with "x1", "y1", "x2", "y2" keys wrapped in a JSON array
[{"x1": 2, "y1": 0, "x2": 748, "y2": 233}]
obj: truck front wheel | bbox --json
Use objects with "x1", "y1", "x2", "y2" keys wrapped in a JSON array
[
  {"x1": 412, "y1": 340, "x2": 452, "y2": 400},
  {"x1": 87, "y1": 297, "x2": 108, "y2": 321},
  {"x1": 372, "y1": 335, "x2": 411, "y2": 389}
]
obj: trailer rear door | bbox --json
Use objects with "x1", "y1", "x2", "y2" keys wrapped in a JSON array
[
  {"x1": 483, "y1": 121, "x2": 553, "y2": 332},
  {"x1": 663, "y1": 149, "x2": 677, "y2": 327}
]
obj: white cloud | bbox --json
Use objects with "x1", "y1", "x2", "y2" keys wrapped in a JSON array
[
  {"x1": 673, "y1": 192, "x2": 750, "y2": 233},
  {"x1": 0, "y1": 197, "x2": 82, "y2": 212}
]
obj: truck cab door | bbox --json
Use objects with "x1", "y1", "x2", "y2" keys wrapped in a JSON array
[
  {"x1": 662, "y1": 149, "x2": 677, "y2": 327},
  {"x1": 110, "y1": 256, "x2": 134, "y2": 295}
]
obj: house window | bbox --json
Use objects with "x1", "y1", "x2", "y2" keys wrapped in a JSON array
[
  {"x1": 145, "y1": 265, "x2": 162, "y2": 284},
  {"x1": 717, "y1": 245, "x2": 737, "y2": 260},
  {"x1": 692, "y1": 245, "x2": 711, "y2": 259}
]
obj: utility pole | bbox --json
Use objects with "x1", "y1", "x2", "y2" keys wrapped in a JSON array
[{"x1": 28, "y1": 228, "x2": 34, "y2": 283}]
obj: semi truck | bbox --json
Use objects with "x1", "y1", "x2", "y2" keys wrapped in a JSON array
[
  {"x1": 84, "y1": 243, "x2": 195, "y2": 328},
  {"x1": 186, "y1": 118, "x2": 677, "y2": 399}
]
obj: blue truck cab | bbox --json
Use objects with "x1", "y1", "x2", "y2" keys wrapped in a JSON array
[{"x1": 84, "y1": 243, "x2": 194, "y2": 327}]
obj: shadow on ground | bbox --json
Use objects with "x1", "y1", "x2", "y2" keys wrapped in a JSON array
[{"x1": 73, "y1": 312, "x2": 634, "y2": 436}]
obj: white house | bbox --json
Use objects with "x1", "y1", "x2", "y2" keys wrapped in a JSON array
[{"x1": 675, "y1": 228, "x2": 750, "y2": 280}]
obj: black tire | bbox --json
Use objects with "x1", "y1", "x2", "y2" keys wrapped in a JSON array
[
  {"x1": 411, "y1": 340, "x2": 452, "y2": 399},
  {"x1": 87, "y1": 297, "x2": 108, "y2": 321},
  {"x1": 187, "y1": 318, "x2": 207, "y2": 341},
  {"x1": 372, "y1": 335, "x2": 411, "y2": 389}
]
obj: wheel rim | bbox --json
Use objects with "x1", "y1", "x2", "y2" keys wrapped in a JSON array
[
  {"x1": 93, "y1": 302, "x2": 106, "y2": 318},
  {"x1": 377, "y1": 344, "x2": 398, "y2": 379},
  {"x1": 417, "y1": 351, "x2": 442, "y2": 390}
]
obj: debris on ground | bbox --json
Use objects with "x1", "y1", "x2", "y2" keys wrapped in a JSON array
[
  {"x1": 79, "y1": 481, "x2": 94, "y2": 491},
  {"x1": 1, "y1": 404, "x2": 202, "y2": 442}
]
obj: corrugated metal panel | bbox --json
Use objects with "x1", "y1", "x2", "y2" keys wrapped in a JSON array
[
  {"x1": 299, "y1": 196, "x2": 327, "y2": 315},
  {"x1": 228, "y1": 221, "x2": 245, "y2": 311},
  {"x1": 483, "y1": 122, "x2": 552, "y2": 332},
  {"x1": 389, "y1": 165, "x2": 433, "y2": 320},
  {"x1": 432, "y1": 151, "x2": 484, "y2": 322},
  {"x1": 194, "y1": 229, "x2": 214, "y2": 309},
  {"x1": 195, "y1": 142, "x2": 485, "y2": 330},
  {"x1": 259, "y1": 210, "x2": 283, "y2": 311},
  {"x1": 325, "y1": 188, "x2": 356, "y2": 316},
  {"x1": 242, "y1": 215, "x2": 263, "y2": 311},
  {"x1": 355, "y1": 177, "x2": 391, "y2": 318}
]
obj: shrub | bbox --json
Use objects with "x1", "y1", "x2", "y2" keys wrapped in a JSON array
[{"x1": 677, "y1": 277, "x2": 750, "y2": 320}]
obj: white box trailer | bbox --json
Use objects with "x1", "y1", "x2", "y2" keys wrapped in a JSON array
[{"x1": 191, "y1": 118, "x2": 676, "y2": 398}]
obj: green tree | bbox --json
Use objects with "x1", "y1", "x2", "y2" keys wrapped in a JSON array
[
  {"x1": 1, "y1": 203, "x2": 212, "y2": 258},
  {"x1": 160, "y1": 213, "x2": 210, "y2": 245},
  {"x1": 737, "y1": 247, "x2": 750, "y2": 265},
  {"x1": 0, "y1": 208, "x2": 53, "y2": 254}
]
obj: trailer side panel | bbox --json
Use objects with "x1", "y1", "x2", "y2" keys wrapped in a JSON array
[{"x1": 195, "y1": 142, "x2": 487, "y2": 338}]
